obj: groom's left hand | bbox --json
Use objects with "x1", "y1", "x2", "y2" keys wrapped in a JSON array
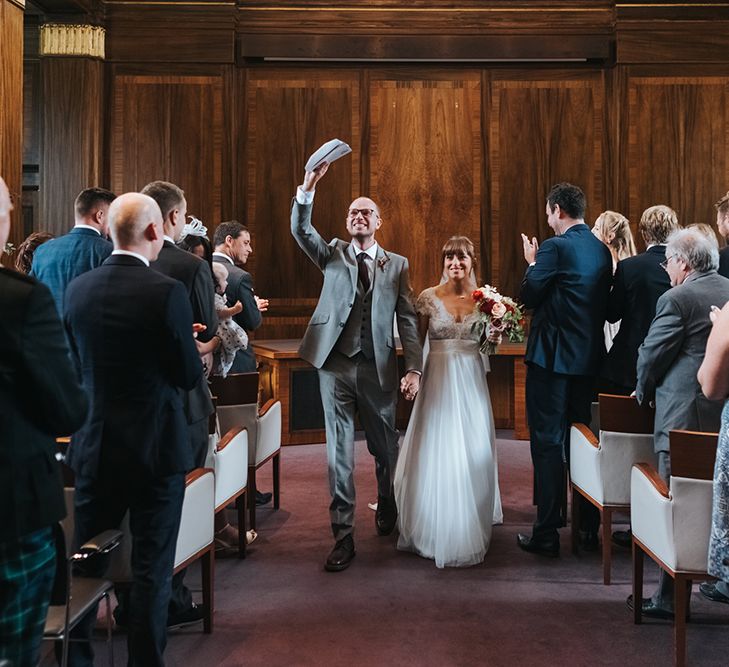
[{"x1": 400, "y1": 371, "x2": 420, "y2": 401}]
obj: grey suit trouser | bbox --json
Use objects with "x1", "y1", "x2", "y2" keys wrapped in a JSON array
[{"x1": 318, "y1": 350, "x2": 399, "y2": 541}]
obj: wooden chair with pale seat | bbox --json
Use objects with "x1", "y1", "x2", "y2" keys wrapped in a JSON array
[
  {"x1": 211, "y1": 373, "x2": 282, "y2": 531},
  {"x1": 631, "y1": 430, "x2": 719, "y2": 667},
  {"x1": 569, "y1": 393, "x2": 656, "y2": 584}
]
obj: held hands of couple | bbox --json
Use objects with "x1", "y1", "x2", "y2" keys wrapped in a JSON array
[
  {"x1": 521, "y1": 233, "x2": 539, "y2": 264},
  {"x1": 400, "y1": 371, "x2": 420, "y2": 402}
]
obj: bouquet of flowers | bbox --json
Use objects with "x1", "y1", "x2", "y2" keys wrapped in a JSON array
[{"x1": 471, "y1": 285, "x2": 526, "y2": 355}]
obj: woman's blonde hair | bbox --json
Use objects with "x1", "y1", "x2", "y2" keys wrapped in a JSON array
[{"x1": 595, "y1": 210, "x2": 636, "y2": 261}]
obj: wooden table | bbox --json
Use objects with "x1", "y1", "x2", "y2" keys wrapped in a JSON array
[{"x1": 252, "y1": 339, "x2": 529, "y2": 445}]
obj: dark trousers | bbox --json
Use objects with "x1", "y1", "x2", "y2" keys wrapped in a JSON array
[
  {"x1": 526, "y1": 363, "x2": 600, "y2": 541},
  {"x1": 70, "y1": 471, "x2": 185, "y2": 667}
]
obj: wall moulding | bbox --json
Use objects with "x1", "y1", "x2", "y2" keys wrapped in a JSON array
[{"x1": 39, "y1": 23, "x2": 105, "y2": 59}]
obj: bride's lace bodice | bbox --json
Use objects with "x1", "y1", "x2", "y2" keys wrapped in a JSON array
[{"x1": 416, "y1": 287, "x2": 479, "y2": 341}]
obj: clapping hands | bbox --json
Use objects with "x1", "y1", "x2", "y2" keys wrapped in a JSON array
[{"x1": 521, "y1": 233, "x2": 539, "y2": 264}]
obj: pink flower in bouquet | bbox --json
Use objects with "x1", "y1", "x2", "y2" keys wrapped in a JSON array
[
  {"x1": 491, "y1": 301, "x2": 507, "y2": 318},
  {"x1": 470, "y1": 283, "x2": 526, "y2": 354}
]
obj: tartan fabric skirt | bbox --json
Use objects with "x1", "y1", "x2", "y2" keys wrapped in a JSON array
[{"x1": 0, "y1": 527, "x2": 56, "y2": 667}]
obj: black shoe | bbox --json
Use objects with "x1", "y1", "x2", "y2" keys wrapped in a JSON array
[
  {"x1": 626, "y1": 594, "x2": 674, "y2": 620},
  {"x1": 375, "y1": 496, "x2": 397, "y2": 536},
  {"x1": 699, "y1": 581, "x2": 729, "y2": 604},
  {"x1": 255, "y1": 490, "x2": 273, "y2": 506},
  {"x1": 579, "y1": 530, "x2": 599, "y2": 552},
  {"x1": 612, "y1": 529, "x2": 632, "y2": 549},
  {"x1": 168, "y1": 602, "x2": 205, "y2": 630},
  {"x1": 516, "y1": 533, "x2": 559, "y2": 557},
  {"x1": 324, "y1": 535, "x2": 355, "y2": 572},
  {"x1": 112, "y1": 606, "x2": 128, "y2": 631}
]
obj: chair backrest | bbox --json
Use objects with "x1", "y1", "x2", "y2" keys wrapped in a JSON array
[
  {"x1": 254, "y1": 400, "x2": 282, "y2": 465},
  {"x1": 174, "y1": 468, "x2": 215, "y2": 571},
  {"x1": 213, "y1": 427, "x2": 248, "y2": 511},
  {"x1": 598, "y1": 394, "x2": 654, "y2": 433},
  {"x1": 669, "y1": 430, "x2": 718, "y2": 480},
  {"x1": 210, "y1": 372, "x2": 259, "y2": 407}
]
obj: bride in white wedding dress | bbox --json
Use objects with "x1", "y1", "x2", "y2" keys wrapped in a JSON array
[{"x1": 394, "y1": 236, "x2": 503, "y2": 568}]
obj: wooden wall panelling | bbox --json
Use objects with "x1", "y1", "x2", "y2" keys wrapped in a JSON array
[
  {"x1": 109, "y1": 73, "x2": 224, "y2": 229},
  {"x1": 41, "y1": 57, "x2": 104, "y2": 237},
  {"x1": 489, "y1": 70, "x2": 606, "y2": 299},
  {"x1": 0, "y1": 0, "x2": 24, "y2": 259},
  {"x1": 626, "y1": 71, "x2": 729, "y2": 232},
  {"x1": 368, "y1": 71, "x2": 482, "y2": 296},
  {"x1": 244, "y1": 69, "x2": 361, "y2": 339}
]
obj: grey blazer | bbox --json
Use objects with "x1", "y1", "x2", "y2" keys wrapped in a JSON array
[
  {"x1": 290, "y1": 199, "x2": 422, "y2": 391},
  {"x1": 636, "y1": 271, "x2": 729, "y2": 453}
]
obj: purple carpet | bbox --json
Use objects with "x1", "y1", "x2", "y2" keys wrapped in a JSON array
[{"x1": 42, "y1": 432, "x2": 728, "y2": 666}]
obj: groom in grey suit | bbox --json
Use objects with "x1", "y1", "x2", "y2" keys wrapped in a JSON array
[{"x1": 291, "y1": 162, "x2": 423, "y2": 572}]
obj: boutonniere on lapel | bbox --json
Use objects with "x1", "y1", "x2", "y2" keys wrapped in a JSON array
[{"x1": 377, "y1": 253, "x2": 391, "y2": 272}]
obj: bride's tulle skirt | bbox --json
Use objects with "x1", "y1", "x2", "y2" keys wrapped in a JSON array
[{"x1": 394, "y1": 339, "x2": 502, "y2": 568}]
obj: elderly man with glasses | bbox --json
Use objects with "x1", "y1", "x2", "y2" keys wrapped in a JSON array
[{"x1": 629, "y1": 227, "x2": 729, "y2": 619}]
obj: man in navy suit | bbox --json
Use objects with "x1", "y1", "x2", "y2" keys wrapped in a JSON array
[
  {"x1": 64, "y1": 192, "x2": 202, "y2": 666},
  {"x1": 517, "y1": 183, "x2": 612, "y2": 557},
  {"x1": 30, "y1": 187, "x2": 116, "y2": 313},
  {"x1": 715, "y1": 191, "x2": 729, "y2": 278}
]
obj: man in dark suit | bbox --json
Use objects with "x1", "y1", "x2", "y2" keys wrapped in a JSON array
[
  {"x1": 212, "y1": 221, "x2": 268, "y2": 373},
  {"x1": 517, "y1": 183, "x2": 612, "y2": 557},
  {"x1": 715, "y1": 191, "x2": 729, "y2": 278},
  {"x1": 0, "y1": 176, "x2": 88, "y2": 667},
  {"x1": 141, "y1": 180, "x2": 217, "y2": 625},
  {"x1": 600, "y1": 205, "x2": 678, "y2": 395},
  {"x1": 64, "y1": 192, "x2": 202, "y2": 666},
  {"x1": 30, "y1": 187, "x2": 116, "y2": 313}
]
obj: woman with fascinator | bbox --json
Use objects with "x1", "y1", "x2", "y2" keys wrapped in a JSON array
[{"x1": 394, "y1": 236, "x2": 502, "y2": 568}]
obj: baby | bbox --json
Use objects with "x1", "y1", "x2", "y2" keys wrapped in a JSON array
[{"x1": 211, "y1": 262, "x2": 249, "y2": 377}]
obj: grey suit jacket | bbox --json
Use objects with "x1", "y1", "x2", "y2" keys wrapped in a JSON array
[
  {"x1": 290, "y1": 199, "x2": 422, "y2": 391},
  {"x1": 636, "y1": 270, "x2": 729, "y2": 453}
]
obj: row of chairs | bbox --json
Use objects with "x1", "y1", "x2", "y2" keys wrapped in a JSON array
[
  {"x1": 46, "y1": 372, "x2": 282, "y2": 662},
  {"x1": 570, "y1": 394, "x2": 720, "y2": 667}
]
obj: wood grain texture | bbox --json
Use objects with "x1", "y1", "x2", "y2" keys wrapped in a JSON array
[
  {"x1": 109, "y1": 73, "x2": 224, "y2": 228},
  {"x1": 0, "y1": 0, "x2": 24, "y2": 257},
  {"x1": 244, "y1": 69, "x2": 360, "y2": 307},
  {"x1": 41, "y1": 58, "x2": 104, "y2": 237},
  {"x1": 489, "y1": 71, "x2": 605, "y2": 298},
  {"x1": 369, "y1": 73, "x2": 482, "y2": 295},
  {"x1": 627, "y1": 75, "x2": 729, "y2": 230}
]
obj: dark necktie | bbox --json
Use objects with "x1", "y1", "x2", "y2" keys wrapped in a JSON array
[{"x1": 357, "y1": 253, "x2": 371, "y2": 292}]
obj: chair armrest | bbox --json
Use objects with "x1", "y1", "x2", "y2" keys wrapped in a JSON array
[
  {"x1": 259, "y1": 398, "x2": 276, "y2": 418},
  {"x1": 217, "y1": 426, "x2": 246, "y2": 452},
  {"x1": 186, "y1": 467, "x2": 215, "y2": 485},
  {"x1": 633, "y1": 462, "x2": 669, "y2": 498},
  {"x1": 73, "y1": 529, "x2": 123, "y2": 561},
  {"x1": 572, "y1": 423, "x2": 599, "y2": 448}
]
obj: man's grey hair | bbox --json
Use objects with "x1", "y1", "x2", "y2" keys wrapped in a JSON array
[{"x1": 666, "y1": 228, "x2": 720, "y2": 273}]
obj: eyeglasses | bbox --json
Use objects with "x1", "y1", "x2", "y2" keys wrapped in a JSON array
[
  {"x1": 660, "y1": 254, "x2": 676, "y2": 271},
  {"x1": 348, "y1": 208, "x2": 377, "y2": 219}
]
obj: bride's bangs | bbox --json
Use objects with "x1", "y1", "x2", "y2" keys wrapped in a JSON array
[{"x1": 441, "y1": 236, "x2": 476, "y2": 263}]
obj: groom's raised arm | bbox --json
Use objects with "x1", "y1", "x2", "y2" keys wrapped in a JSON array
[{"x1": 290, "y1": 163, "x2": 334, "y2": 271}]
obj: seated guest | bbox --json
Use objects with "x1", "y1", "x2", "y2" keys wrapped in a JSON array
[
  {"x1": 689, "y1": 222, "x2": 721, "y2": 245},
  {"x1": 629, "y1": 227, "x2": 729, "y2": 619},
  {"x1": 698, "y1": 301, "x2": 729, "y2": 605},
  {"x1": 63, "y1": 192, "x2": 202, "y2": 665},
  {"x1": 591, "y1": 210, "x2": 636, "y2": 351},
  {"x1": 716, "y1": 191, "x2": 729, "y2": 278},
  {"x1": 0, "y1": 176, "x2": 88, "y2": 666},
  {"x1": 14, "y1": 231, "x2": 53, "y2": 274},
  {"x1": 31, "y1": 187, "x2": 116, "y2": 313},
  {"x1": 599, "y1": 205, "x2": 678, "y2": 396}
]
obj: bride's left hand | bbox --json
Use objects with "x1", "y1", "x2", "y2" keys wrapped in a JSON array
[{"x1": 400, "y1": 371, "x2": 420, "y2": 401}]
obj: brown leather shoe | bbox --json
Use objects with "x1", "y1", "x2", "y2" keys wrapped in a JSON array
[{"x1": 324, "y1": 535, "x2": 355, "y2": 572}]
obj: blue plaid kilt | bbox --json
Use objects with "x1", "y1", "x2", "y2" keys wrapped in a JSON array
[{"x1": 0, "y1": 527, "x2": 56, "y2": 667}]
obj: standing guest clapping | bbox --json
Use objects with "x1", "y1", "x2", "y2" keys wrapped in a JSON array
[
  {"x1": 30, "y1": 187, "x2": 116, "y2": 313},
  {"x1": 598, "y1": 205, "x2": 678, "y2": 397},
  {"x1": 0, "y1": 176, "x2": 88, "y2": 667},
  {"x1": 63, "y1": 192, "x2": 202, "y2": 666},
  {"x1": 518, "y1": 183, "x2": 612, "y2": 557}
]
